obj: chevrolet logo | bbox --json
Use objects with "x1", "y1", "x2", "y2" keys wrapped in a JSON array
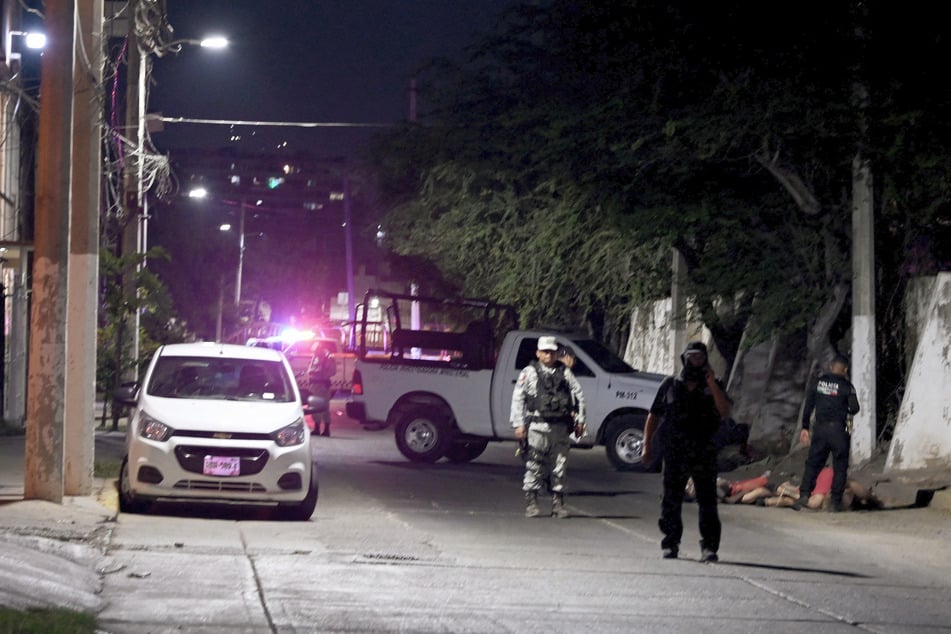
[{"x1": 213, "y1": 433, "x2": 233, "y2": 439}]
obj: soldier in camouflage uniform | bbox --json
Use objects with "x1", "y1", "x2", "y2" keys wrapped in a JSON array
[{"x1": 510, "y1": 336, "x2": 586, "y2": 518}]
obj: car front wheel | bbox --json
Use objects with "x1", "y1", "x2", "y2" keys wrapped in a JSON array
[
  {"x1": 118, "y1": 456, "x2": 153, "y2": 514},
  {"x1": 275, "y1": 463, "x2": 319, "y2": 521}
]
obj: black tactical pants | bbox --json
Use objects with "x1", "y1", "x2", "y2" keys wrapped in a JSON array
[
  {"x1": 659, "y1": 441, "x2": 721, "y2": 553},
  {"x1": 800, "y1": 421, "x2": 851, "y2": 502}
]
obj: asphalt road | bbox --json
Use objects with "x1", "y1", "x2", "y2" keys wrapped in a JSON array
[{"x1": 81, "y1": 407, "x2": 951, "y2": 634}]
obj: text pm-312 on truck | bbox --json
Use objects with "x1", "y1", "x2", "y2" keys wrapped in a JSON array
[{"x1": 344, "y1": 290, "x2": 666, "y2": 470}]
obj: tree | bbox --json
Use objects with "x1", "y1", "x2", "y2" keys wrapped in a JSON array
[
  {"x1": 367, "y1": 0, "x2": 950, "y2": 444},
  {"x1": 98, "y1": 246, "x2": 184, "y2": 429}
]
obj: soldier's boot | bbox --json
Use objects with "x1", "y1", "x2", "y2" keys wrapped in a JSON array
[
  {"x1": 552, "y1": 493, "x2": 569, "y2": 519},
  {"x1": 525, "y1": 492, "x2": 541, "y2": 518}
]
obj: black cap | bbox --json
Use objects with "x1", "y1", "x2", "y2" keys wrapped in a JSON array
[
  {"x1": 685, "y1": 341, "x2": 707, "y2": 355},
  {"x1": 681, "y1": 341, "x2": 708, "y2": 366}
]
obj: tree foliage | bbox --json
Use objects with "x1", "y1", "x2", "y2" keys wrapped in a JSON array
[
  {"x1": 98, "y1": 246, "x2": 185, "y2": 428},
  {"x1": 368, "y1": 0, "x2": 950, "y2": 375}
]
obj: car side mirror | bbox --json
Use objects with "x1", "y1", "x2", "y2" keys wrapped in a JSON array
[{"x1": 114, "y1": 381, "x2": 139, "y2": 407}]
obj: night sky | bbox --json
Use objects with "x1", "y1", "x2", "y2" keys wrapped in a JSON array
[
  {"x1": 149, "y1": 0, "x2": 518, "y2": 157},
  {"x1": 143, "y1": 1, "x2": 519, "y2": 334}
]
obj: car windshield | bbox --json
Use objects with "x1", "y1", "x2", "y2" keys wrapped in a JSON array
[
  {"x1": 574, "y1": 339, "x2": 636, "y2": 373},
  {"x1": 147, "y1": 356, "x2": 296, "y2": 402}
]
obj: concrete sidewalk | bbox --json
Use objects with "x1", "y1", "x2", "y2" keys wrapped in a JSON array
[{"x1": 0, "y1": 432, "x2": 120, "y2": 614}]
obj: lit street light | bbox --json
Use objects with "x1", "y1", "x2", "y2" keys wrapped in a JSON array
[
  {"x1": 137, "y1": 34, "x2": 228, "y2": 256},
  {"x1": 4, "y1": 29, "x2": 46, "y2": 63},
  {"x1": 197, "y1": 36, "x2": 228, "y2": 49},
  {"x1": 189, "y1": 186, "x2": 248, "y2": 305},
  {"x1": 129, "y1": 30, "x2": 227, "y2": 361}
]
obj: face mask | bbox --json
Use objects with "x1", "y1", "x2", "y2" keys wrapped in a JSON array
[{"x1": 683, "y1": 364, "x2": 707, "y2": 382}]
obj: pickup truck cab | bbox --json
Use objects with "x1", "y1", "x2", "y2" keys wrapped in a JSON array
[{"x1": 345, "y1": 290, "x2": 665, "y2": 470}]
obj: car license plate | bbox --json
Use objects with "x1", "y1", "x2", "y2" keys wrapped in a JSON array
[{"x1": 204, "y1": 455, "x2": 240, "y2": 476}]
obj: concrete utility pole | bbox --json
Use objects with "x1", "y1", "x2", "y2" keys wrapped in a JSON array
[
  {"x1": 121, "y1": 1, "x2": 145, "y2": 373},
  {"x1": 24, "y1": 0, "x2": 74, "y2": 502},
  {"x1": 851, "y1": 152, "x2": 876, "y2": 465},
  {"x1": 670, "y1": 248, "x2": 688, "y2": 372},
  {"x1": 850, "y1": 60, "x2": 876, "y2": 466},
  {"x1": 64, "y1": 0, "x2": 103, "y2": 495},
  {"x1": 344, "y1": 169, "x2": 355, "y2": 323}
]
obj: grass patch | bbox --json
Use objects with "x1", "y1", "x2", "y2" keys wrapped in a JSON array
[
  {"x1": 0, "y1": 606, "x2": 97, "y2": 634},
  {"x1": 94, "y1": 459, "x2": 121, "y2": 479}
]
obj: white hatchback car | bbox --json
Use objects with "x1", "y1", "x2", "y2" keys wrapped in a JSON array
[{"x1": 115, "y1": 342, "x2": 321, "y2": 520}]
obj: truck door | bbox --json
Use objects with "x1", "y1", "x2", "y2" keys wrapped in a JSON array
[
  {"x1": 491, "y1": 334, "x2": 605, "y2": 443},
  {"x1": 489, "y1": 333, "x2": 531, "y2": 439},
  {"x1": 556, "y1": 343, "x2": 608, "y2": 442}
]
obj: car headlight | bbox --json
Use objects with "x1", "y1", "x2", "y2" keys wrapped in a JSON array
[
  {"x1": 274, "y1": 418, "x2": 306, "y2": 447},
  {"x1": 139, "y1": 412, "x2": 173, "y2": 442}
]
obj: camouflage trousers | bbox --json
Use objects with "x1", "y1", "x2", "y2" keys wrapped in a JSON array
[{"x1": 522, "y1": 421, "x2": 571, "y2": 494}]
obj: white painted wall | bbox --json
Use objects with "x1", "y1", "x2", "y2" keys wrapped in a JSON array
[
  {"x1": 625, "y1": 274, "x2": 951, "y2": 470},
  {"x1": 885, "y1": 272, "x2": 951, "y2": 474},
  {"x1": 623, "y1": 298, "x2": 725, "y2": 378}
]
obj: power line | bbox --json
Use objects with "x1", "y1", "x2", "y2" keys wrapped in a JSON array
[{"x1": 154, "y1": 116, "x2": 392, "y2": 128}]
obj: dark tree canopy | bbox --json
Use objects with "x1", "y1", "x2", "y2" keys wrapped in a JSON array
[{"x1": 368, "y1": 0, "x2": 950, "y2": 364}]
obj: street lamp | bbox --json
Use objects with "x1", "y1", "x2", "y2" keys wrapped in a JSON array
[
  {"x1": 127, "y1": 32, "x2": 227, "y2": 358},
  {"x1": 217, "y1": 200, "x2": 246, "y2": 307},
  {"x1": 137, "y1": 34, "x2": 228, "y2": 254},
  {"x1": 188, "y1": 187, "x2": 248, "y2": 307},
  {"x1": 4, "y1": 30, "x2": 46, "y2": 64}
]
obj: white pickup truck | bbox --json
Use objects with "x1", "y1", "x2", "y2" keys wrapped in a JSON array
[{"x1": 345, "y1": 290, "x2": 665, "y2": 470}]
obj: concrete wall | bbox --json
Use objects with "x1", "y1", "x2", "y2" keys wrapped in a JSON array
[
  {"x1": 903, "y1": 276, "x2": 938, "y2": 369},
  {"x1": 626, "y1": 274, "x2": 951, "y2": 469},
  {"x1": 885, "y1": 272, "x2": 951, "y2": 476},
  {"x1": 623, "y1": 298, "x2": 725, "y2": 378}
]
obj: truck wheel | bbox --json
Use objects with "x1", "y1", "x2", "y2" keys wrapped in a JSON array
[
  {"x1": 395, "y1": 407, "x2": 451, "y2": 462},
  {"x1": 604, "y1": 414, "x2": 651, "y2": 472},
  {"x1": 118, "y1": 456, "x2": 153, "y2": 514},
  {"x1": 445, "y1": 439, "x2": 488, "y2": 463}
]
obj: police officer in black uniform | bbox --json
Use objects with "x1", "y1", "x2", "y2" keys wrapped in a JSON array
[
  {"x1": 795, "y1": 354, "x2": 860, "y2": 512},
  {"x1": 642, "y1": 341, "x2": 732, "y2": 562}
]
